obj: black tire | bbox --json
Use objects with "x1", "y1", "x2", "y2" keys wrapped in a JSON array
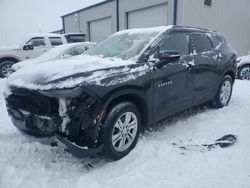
[
  {"x1": 0, "y1": 61, "x2": 15, "y2": 78},
  {"x1": 238, "y1": 65, "x2": 250, "y2": 80},
  {"x1": 211, "y1": 75, "x2": 233, "y2": 108},
  {"x1": 101, "y1": 102, "x2": 142, "y2": 160}
]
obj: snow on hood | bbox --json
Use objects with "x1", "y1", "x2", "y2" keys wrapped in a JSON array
[
  {"x1": 12, "y1": 59, "x2": 43, "y2": 71},
  {"x1": 7, "y1": 55, "x2": 148, "y2": 90}
]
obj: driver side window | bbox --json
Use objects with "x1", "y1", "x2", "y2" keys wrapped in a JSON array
[
  {"x1": 159, "y1": 33, "x2": 189, "y2": 56},
  {"x1": 27, "y1": 37, "x2": 46, "y2": 47}
]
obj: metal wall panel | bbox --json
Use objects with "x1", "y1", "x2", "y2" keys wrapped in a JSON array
[
  {"x1": 63, "y1": 13, "x2": 81, "y2": 33},
  {"x1": 118, "y1": 0, "x2": 173, "y2": 30},
  {"x1": 63, "y1": 1, "x2": 116, "y2": 41},
  {"x1": 177, "y1": 0, "x2": 250, "y2": 56},
  {"x1": 89, "y1": 17, "x2": 112, "y2": 42},
  {"x1": 127, "y1": 4, "x2": 168, "y2": 29}
]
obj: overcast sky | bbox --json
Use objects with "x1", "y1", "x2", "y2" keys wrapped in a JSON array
[{"x1": 0, "y1": 0, "x2": 103, "y2": 45}]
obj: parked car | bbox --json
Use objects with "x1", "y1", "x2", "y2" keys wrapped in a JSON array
[
  {"x1": 237, "y1": 55, "x2": 250, "y2": 80},
  {"x1": 5, "y1": 26, "x2": 237, "y2": 160},
  {"x1": 64, "y1": 33, "x2": 86, "y2": 43},
  {"x1": 11, "y1": 42, "x2": 96, "y2": 72},
  {"x1": 0, "y1": 33, "x2": 67, "y2": 78}
]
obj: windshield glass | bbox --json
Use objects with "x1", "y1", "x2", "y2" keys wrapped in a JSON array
[{"x1": 86, "y1": 29, "x2": 164, "y2": 60}]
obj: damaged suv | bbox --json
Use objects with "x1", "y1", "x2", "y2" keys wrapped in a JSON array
[{"x1": 5, "y1": 26, "x2": 237, "y2": 160}]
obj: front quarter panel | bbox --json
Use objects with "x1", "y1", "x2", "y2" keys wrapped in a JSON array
[{"x1": 80, "y1": 64, "x2": 154, "y2": 126}]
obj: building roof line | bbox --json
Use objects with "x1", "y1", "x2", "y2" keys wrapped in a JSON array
[{"x1": 61, "y1": 0, "x2": 114, "y2": 18}]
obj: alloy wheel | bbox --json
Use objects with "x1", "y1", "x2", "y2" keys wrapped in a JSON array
[
  {"x1": 220, "y1": 80, "x2": 232, "y2": 106},
  {"x1": 2, "y1": 64, "x2": 12, "y2": 77},
  {"x1": 239, "y1": 67, "x2": 250, "y2": 80},
  {"x1": 111, "y1": 112, "x2": 138, "y2": 152}
]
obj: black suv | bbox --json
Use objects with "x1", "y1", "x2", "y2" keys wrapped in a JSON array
[{"x1": 5, "y1": 26, "x2": 237, "y2": 160}]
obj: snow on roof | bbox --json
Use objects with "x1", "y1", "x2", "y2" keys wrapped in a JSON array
[{"x1": 114, "y1": 26, "x2": 173, "y2": 36}]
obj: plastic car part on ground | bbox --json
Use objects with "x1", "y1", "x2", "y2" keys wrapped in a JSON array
[{"x1": 173, "y1": 134, "x2": 238, "y2": 151}]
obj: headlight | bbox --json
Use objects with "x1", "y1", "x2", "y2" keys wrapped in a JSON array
[{"x1": 39, "y1": 87, "x2": 83, "y2": 98}]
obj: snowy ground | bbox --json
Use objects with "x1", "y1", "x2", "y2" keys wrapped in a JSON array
[{"x1": 0, "y1": 78, "x2": 250, "y2": 188}]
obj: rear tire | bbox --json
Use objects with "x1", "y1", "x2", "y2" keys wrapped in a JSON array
[
  {"x1": 0, "y1": 61, "x2": 15, "y2": 78},
  {"x1": 101, "y1": 102, "x2": 142, "y2": 160},
  {"x1": 211, "y1": 75, "x2": 233, "y2": 108},
  {"x1": 238, "y1": 65, "x2": 250, "y2": 80}
]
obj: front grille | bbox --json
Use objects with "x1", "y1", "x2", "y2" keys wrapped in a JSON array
[{"x1": 6, "y1": 88, "x2": 58, "y2": 116}]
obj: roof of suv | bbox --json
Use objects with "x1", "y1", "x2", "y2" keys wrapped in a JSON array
[{"x1": 171, "y1": 25, "x2": 216, "y2": 33}]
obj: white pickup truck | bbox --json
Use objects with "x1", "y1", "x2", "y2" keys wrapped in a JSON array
[{"x1": 0, "y1": 33, "x2": 67, "y2": 77}]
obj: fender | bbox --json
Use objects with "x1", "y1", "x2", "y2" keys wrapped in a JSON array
[
  {"x1": 101, "y1": 85, "x2": 153, "y2": 127},
  {"x1": 0, "y1": 55, "x2": 22, "y2": 63}
]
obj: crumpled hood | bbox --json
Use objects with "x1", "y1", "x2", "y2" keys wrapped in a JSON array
[{"x1": 7, "y1": 55, "x2": 148, "y2": 90}]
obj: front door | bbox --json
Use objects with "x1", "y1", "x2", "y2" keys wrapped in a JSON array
[
  {"x1": 152, "y1": 32, "x2": 194, "y2": 122},
  {"x1": 24, "y1": 37, "x2": 49, "y2": 59}
]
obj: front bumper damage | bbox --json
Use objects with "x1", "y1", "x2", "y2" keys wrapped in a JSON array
[{"x1": 5, "y1": 87, "x2": 104, "y2": 158}]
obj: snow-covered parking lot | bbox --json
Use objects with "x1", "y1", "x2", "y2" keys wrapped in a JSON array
[{"x1": 0, "y1": 78, "x2": 250, "y2": 188}]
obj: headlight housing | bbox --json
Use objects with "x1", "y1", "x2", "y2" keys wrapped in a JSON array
[{"x1": 39, "y1": 87, "x2": 83, "y2": 98}]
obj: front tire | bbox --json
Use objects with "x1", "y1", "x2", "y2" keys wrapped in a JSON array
[
  {"x1": 238, "y1": 65, "x2": 250, "y2": 80},
  {"x1": 0, "y1": 61, "x2": 15, "y2": 78},
  {"x1": 101, "y1": 102, "x2": 142, "y2": 160},
  {"x1": 212, "y1": 75, "x2": 233, "y2": 108}
]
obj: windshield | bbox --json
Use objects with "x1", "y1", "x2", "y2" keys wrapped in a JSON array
[{"x1": 86, "y1": 29, "x2": 164, "y2": 60}]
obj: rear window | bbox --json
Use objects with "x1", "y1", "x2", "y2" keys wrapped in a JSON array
[
  {"x1": 66, "y1": 46, "x2": 85, "y2": 56},
  {"x1": 49, "y1": 37, "x2": 63, "y2": 46},
  {"x1": 207, "y1": 33, "x2": 222, "y2": 49},
  {"x1": 192, "y1": 33, "x2": 213, "y2": 53},
  {"x1": 65, "y1": 35, "x2": 85, "y2": 43}
]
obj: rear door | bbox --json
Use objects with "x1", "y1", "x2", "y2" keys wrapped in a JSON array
[
  {"x1": 189, "y1": 32, "x2": 221, "y2": 104},
  {"x1": 153, "y1": 32, "x2": 194, "y2": 122}
]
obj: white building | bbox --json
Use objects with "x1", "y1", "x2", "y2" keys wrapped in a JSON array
[{"x1": 61, "y1": 0, "x2": 250, "y2": 55}]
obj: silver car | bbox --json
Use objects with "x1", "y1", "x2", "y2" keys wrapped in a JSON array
[{"x1": 11, "y1": 42, "x2": 96, "y2": 72}]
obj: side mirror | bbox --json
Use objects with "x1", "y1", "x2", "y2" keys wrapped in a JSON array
[
  {"x1": 155, "y1": 51, "x2": 180, "y2": 68},
  {"x1": 23, "y1": 44, "x2": 34, "y2": 51}
]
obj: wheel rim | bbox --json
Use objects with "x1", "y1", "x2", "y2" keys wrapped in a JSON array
[
  {"x1": 2, "y1": 64, "x2": 12, "y2": 77},
  {"x1": 239, "y1": 67, "x2": 250, "y2": 80},
  {"x1": 220, "y1": 80, "x2": 232, "y2": 106},
  {"x1": 111, "y1": 112, "x2": 138, "y2": 152}
]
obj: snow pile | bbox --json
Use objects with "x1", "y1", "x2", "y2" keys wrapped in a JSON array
[{"x1": 0, "y1": 79, "x2": 250, "y2": 188}]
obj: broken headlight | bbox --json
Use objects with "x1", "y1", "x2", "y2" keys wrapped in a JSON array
[{"x1": 39, "y1": 87, "x2": 82, "y2": 99}]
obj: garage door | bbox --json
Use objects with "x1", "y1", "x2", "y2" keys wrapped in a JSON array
[
  {"x1": 89, "y1": 17, "x2": 112, "y2": 42},
  {"x1": 127, "y1": 4, "x2": 168, "y2": 29}
]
